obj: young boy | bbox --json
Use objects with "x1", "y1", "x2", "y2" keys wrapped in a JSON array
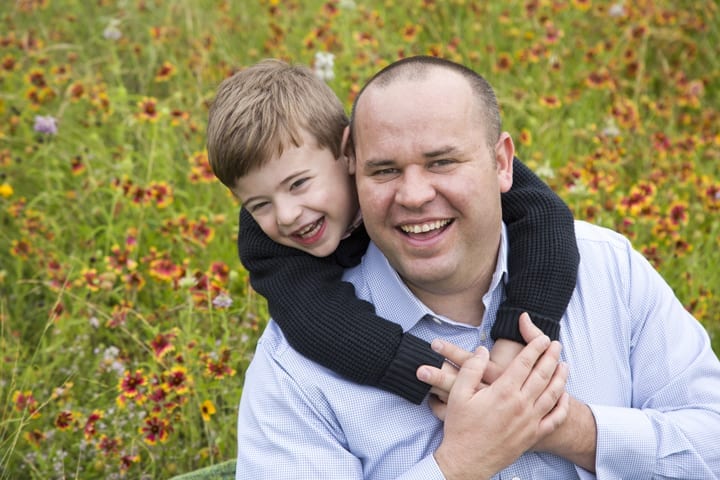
[{"x1": 207, "y1": 59, "x2": 579, "y2": 404}]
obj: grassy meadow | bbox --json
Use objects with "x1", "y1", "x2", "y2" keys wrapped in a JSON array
[{"x1": 1, "y1": 0, "x2": 719, "y2": 478}]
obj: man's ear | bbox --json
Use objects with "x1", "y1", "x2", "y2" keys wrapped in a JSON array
[
  {"x1": 341, "y1": 126, "x2": 356, "y2": 175},
  {"x1": 495, "y1": 132, "x2": 514, "y2": 193}
]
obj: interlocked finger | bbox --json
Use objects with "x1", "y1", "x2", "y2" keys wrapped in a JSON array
[
  {"x1": 520, "y1": 340, "x2": 562, "y2": 399},
  {"x1": 532, "y1": 359, "x2": 568, "y2": 416}
]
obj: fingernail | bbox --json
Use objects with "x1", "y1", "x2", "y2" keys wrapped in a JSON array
[
  {"x1": 417, "y1": 367, "x2": 430, "y2": 382},
  {"x1": 431, "y1": 339, "x2": 444, "y2": 353}
]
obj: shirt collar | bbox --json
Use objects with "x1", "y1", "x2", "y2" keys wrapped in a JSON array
[
  {"x1": 360, "y1": 223, "x2": 510, "y2": 332},
  {"x1": 341, "y1": 209, "x2": 364, "y2": 240}
]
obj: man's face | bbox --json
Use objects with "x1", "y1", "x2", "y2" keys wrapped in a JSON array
[
  {"x1": 235, "y1": 130, "x2": 359, "y2": 258},
  {"x1": 352, "y1": 69, "x2": 514, "y2": 299}
]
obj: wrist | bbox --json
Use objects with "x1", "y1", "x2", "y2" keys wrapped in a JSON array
[
  {"x1": 535, "y1": 397, "x2": 597, "y2": 472},
  {"x1": 434, "y1": 445, "x2": 492, "y2": 480}
]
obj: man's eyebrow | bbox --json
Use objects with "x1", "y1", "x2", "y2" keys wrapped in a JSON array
[
  {"x1": 424, "y1": 146, "x2": 459, "y2": 158},
  {"x1": 362, "y1": 146, "x2": 461, "y2": 170},
  {"x1": 364, "y1": 159, "x2": 395, "y2": 169}
]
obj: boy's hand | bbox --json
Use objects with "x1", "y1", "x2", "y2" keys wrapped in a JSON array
[
  {"x1": 418, "y1": 313, "x2": 554, "y2": 420},
  {"x1": 488, "y1": 339, "x2": 524, "y2": 381},
  {"x1": 419, "y1": 343, "x2": 479, "y2": 418}
]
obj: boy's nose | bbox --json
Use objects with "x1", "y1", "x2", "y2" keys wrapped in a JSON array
[{"x1": 276, "y1": 201, "x2": 302, "y2": 228}]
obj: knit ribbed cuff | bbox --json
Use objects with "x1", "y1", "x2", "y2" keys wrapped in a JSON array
[
  {"x1": 377, "y1": 334, "x2": 444, "y2": 405},
  {"x1": 492, "y1": 306, "x2": 561, "y2": 343}
]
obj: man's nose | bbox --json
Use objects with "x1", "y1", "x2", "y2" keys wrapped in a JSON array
[{"x1": 395, "y1": 167, "x2": 436, "y2": 209}]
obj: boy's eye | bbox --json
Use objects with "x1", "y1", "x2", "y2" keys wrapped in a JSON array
[
  {"x1": 248, "y1": 201, "x2": 270, "y2": 213},
  {"x1": 289, "y1": 177, "x2": 309, "y2": 190}
]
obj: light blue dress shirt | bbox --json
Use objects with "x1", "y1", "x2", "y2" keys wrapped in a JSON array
[{"x1": 236, "y1": 221, "x2": 720, "y2": 479}]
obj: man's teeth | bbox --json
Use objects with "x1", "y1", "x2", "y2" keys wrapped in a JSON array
[
  {"x1": 297, "y1": 220, "x2": 321, "y2": 238},
  {"x1": 400, "y1": 219, "x2": 450, "y2": 234}
]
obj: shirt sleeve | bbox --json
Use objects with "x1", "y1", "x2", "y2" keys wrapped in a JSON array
[
  {"x1": 235, "y1": 326, "x2": 446, "y2": 480},
  {"x1": 493, "y1": 157, "x2": 580, "y2": 343},
  {"x1": 589, "y1": 238, "x2": 720, "y2": 479},
  {"x1": 237, "y1": 208, "x2": 444, "y2": 404}
]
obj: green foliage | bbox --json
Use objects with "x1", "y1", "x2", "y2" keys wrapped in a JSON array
[{"x1": 0, "y1": 0, "x2": 718, "y2": 478}]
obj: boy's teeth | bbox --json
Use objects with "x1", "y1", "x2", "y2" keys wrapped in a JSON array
[
  {"x1": 400, "y1": 219, "x2": 450, "y2": 234},
  {"x1": 298, "y1": 220, "x2": 321, "y2": 237}
]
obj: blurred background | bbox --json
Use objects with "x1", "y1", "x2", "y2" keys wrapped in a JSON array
[{"x1": 1, "y1": 1, "x2": 718, "y2": 478}]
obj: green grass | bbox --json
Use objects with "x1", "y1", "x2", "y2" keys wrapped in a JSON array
[{"x1": 1, "y1": 0, "x2": 718, "y2": 478}]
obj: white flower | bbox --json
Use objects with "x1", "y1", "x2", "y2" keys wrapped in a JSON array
[
  {"x1": 602, "y1": 120, "x2": 620, "y2": 138},
  {"x1": 608, "y1": 3, "x2": 625, "y2": 18},
  {"x1": 314, "y1": 52, "x2": 335, "y2": 82},
  {"x1": 103, "y1": 19, "x2": 122, "y2": 40},
  {"x1": 212, "y1": 293, "x2": 233, "y2": 308},
  {"x1": 103, "y1": 346, "x2": 120, "y2": 361},
  {"x1": 535, "y1": 162, "x2": 556, "y2": 180},
  {"x1": 178, "y1": 273, "x2": 198, "y2": 288}
]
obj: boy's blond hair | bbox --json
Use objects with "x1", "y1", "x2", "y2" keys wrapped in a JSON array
[{"x1": 207, "y1": 59, "x2": 349, "y2": 191}]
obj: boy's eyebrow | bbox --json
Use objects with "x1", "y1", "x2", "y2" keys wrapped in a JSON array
[{"x1": 279, "y1": 169, "x2": 311, "y2": 187}]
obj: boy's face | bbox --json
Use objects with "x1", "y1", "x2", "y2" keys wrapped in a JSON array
[{"x1": 234, "y1": 130, "x2": 359, "y2": 258}]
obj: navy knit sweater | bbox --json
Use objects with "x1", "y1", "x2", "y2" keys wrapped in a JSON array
[{"x1": 238, "y1": 157, "x2": 579, "y2": 404}]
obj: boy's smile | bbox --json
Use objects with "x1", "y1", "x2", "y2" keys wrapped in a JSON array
[
  {"x1": 291, "y1": 217, "x2": 327, "y2": 245},
  {"x1": 234, "y1": 130, "x2": 359, "y2": 258}
]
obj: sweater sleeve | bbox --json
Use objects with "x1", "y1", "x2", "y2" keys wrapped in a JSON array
[
  {"x1": 237, "y1": 208, "x2": 444, "y2": 404},
  {"x1": 492, "y1": 157, "x2": 580, "y2": 343}
]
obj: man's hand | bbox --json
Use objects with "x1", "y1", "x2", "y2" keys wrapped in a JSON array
[
  {"x1": 419, "y1": 339, "x2": 520, "y2": 408},
  {"x1": 419, "y1": 313, "x2": 597, "y2": 474},
  {"x1": 418, "y1": 313, "x2": 556, "y2": 419},
  {"x1": 431, "y1": 327, "x2": 569, "y2": 479}
]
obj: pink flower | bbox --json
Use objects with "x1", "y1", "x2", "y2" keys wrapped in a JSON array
[{"x1": 34, "y1": 115, "x2": 58, "y2": 135}]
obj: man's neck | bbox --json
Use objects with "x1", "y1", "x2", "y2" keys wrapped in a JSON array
[
  {"x1": 403, "y1": 268, "x2": 494, "y2": 327},
  {"x1": 401, "y1": 230, "x2": 506, "y2": 327}
]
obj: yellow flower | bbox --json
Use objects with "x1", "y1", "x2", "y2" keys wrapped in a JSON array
[
  {"x1": 519, "y1": 128, "x2": 532, "y2": 146},
  {"x1": 0, "y1": 183, "x2": 13, "y2": 198},
  {"x1": 200, "y1": 400, "x2": 216, "y2": 422}
]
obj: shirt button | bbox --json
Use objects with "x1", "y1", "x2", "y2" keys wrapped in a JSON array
[
  {"x1": 480, "y1": 332, "x2": 487, "y2": 341},
  {"x1": 432, "y1": 316, "x2": 442, "y2": 325},
  {"x1": 511, "y1": 477, "x2": 521, "y2": 480}
]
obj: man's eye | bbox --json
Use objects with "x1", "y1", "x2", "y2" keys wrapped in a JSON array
[
  {"x1": 373, "y1": 168, "x2": 398, "y2": 176},
  {"x1": 430, "y1": 159, "x2": 455, "y2": 168}
]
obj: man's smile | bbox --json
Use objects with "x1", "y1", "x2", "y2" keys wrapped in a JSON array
[{"x1": 399, "y1": 219, "x2": 453, "y2": 235}]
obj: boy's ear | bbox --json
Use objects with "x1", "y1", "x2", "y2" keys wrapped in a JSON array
[{"x1": 341, "y1": 126, "x2": 356, "y2": 175}]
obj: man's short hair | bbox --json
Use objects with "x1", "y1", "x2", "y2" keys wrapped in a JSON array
[
  {"x1": 207, "y1": 59, "x2": 349, "y2": 190},
  {"x1": 350, "y1": 56, "x2": 501, "y2": 151}
]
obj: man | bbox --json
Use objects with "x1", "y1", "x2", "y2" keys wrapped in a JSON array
[{"x1": 235, "y1": 56, "x2": 720, "y2": 479}]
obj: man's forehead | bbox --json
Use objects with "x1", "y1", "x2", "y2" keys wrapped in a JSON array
[
  {"x1": 358, "y1": 80, "x2": 472, "y2": 128},
  {"x1": 360, "y1": 69, "x2": 469, "y2": 110}
]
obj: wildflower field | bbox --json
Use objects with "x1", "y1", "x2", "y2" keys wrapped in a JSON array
[{"x1": 1, "y1": 0, "x2": 718, "y2": 478}]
